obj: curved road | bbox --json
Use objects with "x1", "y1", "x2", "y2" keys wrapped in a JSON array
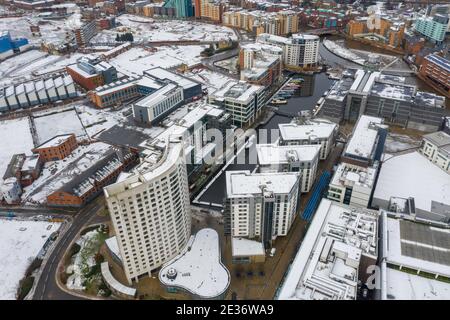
[{"x1": 33, "y1": 197, "x2": 107, "y2": 300}]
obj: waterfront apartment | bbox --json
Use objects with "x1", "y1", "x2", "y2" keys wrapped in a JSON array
[
  {"x1": 256, "y1": 33, "x2": 320, "y2": 69},
  {"x1": 278, "y1": 119, "x2": 337, "y2": 160},
  {"x1": 104, "y1": 138, "x2": 192, "y2": 284},
  {"x1": 256, "y1": 143, "x2": 321, "y2": 193},
  {"x1": 225, "y1": 170, "x2": 301, "y2": 249}
]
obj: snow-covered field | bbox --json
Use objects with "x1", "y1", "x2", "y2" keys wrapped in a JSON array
[
  {"x1": 384, "y1": 133, "x2": 421, "y2": 153},
  {"x1": 110, "y1": 46, "x2": 206, "y2": 77},
  {"x1": 0, "y1": 117, "x2": 34, "y2": 184},
  {"x1": 91, "y1": 15, "x2": 236, "y2": 43},
  {"x1": 0, "y1": 10, "x2": 82, "y2": 47},
  {"x1": 33, "y1": 108, "x2": 88, "y2": 145},
  {"x1": 323, "y1": 39, "x2": 366, "y2": 65},
  {"x1": 22, "y1": 142, "x2": 113, "y2": 205},
  {"x1": 0, "y1": 218, "x2": 61, "y2": 300}
]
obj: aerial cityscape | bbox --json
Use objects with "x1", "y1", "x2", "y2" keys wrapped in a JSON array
[{"x1": 0, "y1": 0, "x2": 450, "y2": 303}]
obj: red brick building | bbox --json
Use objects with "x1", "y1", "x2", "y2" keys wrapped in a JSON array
[
  {"x1": 33, "y1": 134, "x2": 78, "y2": 162},
  {"x1": 419, "y1": 54, "x2": 450, "y2": 98}
]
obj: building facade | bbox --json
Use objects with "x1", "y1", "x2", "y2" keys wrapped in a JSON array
[{"x1": 104, "y1": 139, "x2": 191, "y2": 284}]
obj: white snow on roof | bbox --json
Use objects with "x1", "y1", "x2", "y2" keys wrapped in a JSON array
[
  {"x1": 384, "y1": 217, "x2": 450, "y2": 277},
  {"x1": 256, "y1": 143, "x2": 321, "y2": 165},
  {"x1": 278, "y1": 121, "x2": 336, "y2": 142},
  {"x1": 374, "y1": 151, "x2": 450, "y2": 213},
  {"x1": 226, "y1": 170, "x2": 299, "y2": 198},
  {"x1": 0, "y1": 218, "x2": 61, "y2": 300},
  {"x1": 159, "y1": 228, "x2": 230, "y2": 299},
  {"x1": 385, "y1": 268, "x2": 450, "y2": 300},
  {"x1": 37, "y1": 134, "x2": 73, "y2": 149},
  {"x1": 232, "y1": 238, "x2": 265, "y2": 257},
  {"x1": 344, "y1": 115, "x2": 383, "y2": 160}
]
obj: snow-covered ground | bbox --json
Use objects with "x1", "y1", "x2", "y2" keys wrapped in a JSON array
[
  {"x1": 184, "y1": 68, "x2": 233, "y2": 92},
  {"x1": 109, "y1": 46, "x2": 206, "y2": 77},
  {"x1": 33, "y1": 108, "x2": 88, "y2": 145},
  {"x1": 384, "y1": 133, "x2": 421, "y2": 153},
  {"x1": 0, "y1": 117, "x2": 34, "y2": 184},
  {"x1": 21, "y1": 142, "x2": 113, "y2": 205},
  {"x1": 91, "y1": 15, "x2": 236, "y2": 43},
  {"x1": 0, "y1": 218, "x2": 61, "y2": 300},
  {"x1": 66, "y1": 229, "x2": 103, "y2": 291},
  {"x1": 323, "y1": 39, "x2": 366, "y2": 65}
]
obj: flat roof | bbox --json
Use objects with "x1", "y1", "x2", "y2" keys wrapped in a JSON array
[
  {"x1": 330, "y1": 162, "x2": 378, "y2": 189},
  {"x1": 384, "y1": 215, "x2": 450, "y2": 277},
  {"x1": 423, "y1": 131, "x2": 450, "y2": 148},
  {"x1": 159, "y1": 228, "x2": 230, "y2": 299},
  {"x1": 373, "y1": 151, "x2": 450, "y2": 214},
  {"x1": 134, "y1": 83, "x2": 178, "y2": 108},
  {"x1": 231, "y1": 238, "x2": 265, "y2": 257},
  {"x1": 36, "y1": 134, "x2": 73, "y2": 149},
  {"x1": 144, "y1": 67, "x2": 199, "y2": 90},
  {"x1": 256, "y1": 143, "x2": 321, "y2": 165},
  {"x1": 210, "y1": 80, "x2": 263, "y2": 104},
  {"x1": 226, "y1": 170, "x2": 299, "y2": 198},
  {"x1": 279, "y1": 121, "x2": 337, "y2": 142},
  {"x1": 344, "y1": 115, "x2": 383, "y2": 160},
  {"x1": 425, "y1": 54, "x2": 450, "y2": 73},
  {"x1": 277, "y1": 199, "x2": 378, "y2": 300}
]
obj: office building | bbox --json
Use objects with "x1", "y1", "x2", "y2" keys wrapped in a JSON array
[
  {"x1": 414, "y1": 13, "x2": 448, "y2": 44},
  {"x1": 74, "y1": 20, "x2": 97, "y2": 47},
  {"x1": 327, "y1": 162, "x2": 378, "y2": 208},
  {"x1": 104, "y1": 138, "x2": 191, "y2": 284},
  {"x1": 419, "y1": 131, "x2": 450, "y2": 173},
  {"x1": 277, "y1": 199, "x2": 378, "y2": 300},
  {"x1": 67, "y1": 57, "x2": 117, "y2": 90}
]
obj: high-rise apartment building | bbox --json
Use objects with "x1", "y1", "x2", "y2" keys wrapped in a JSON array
[{"x1": 104, "y1": 138, "x2": 191, "y2": 284}]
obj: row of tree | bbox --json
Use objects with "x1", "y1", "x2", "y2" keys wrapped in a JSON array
[{"x1": 115, "y1": 32, "x2": 134, "y2": 42}]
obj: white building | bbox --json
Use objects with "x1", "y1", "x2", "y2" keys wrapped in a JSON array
[
  {"x1": 342, "y1": 115, "x2": 385, "y2": 167},
  {"x1": 380, "y1": 210, "x2": 450, "y2": 300},
  {"x1": 277, "y1": 199, "x2": 378, "y2": 300},
  {"x1": 132, "y1": 83, "x2": 184, "y2": 125},
  {"x1": 159, "y1": 228, "x2": 230, "y2": 299},
  {"x1": 225, "y1": 170, "x2": 301, "y2": 249},
  {"x1": 257, "y1": 33, "x2": 320, "y2": 68},
  {"x1": 327, "y1": 162, "x2": 378, "y2": 208},
  {"x1": 104, "y1": 138, "x2": 191, "y2": 284},
  {"x1": 372, "y1": 151, "x2": 450, "y2": 223},
  {"x1": 0, "y1": 177, "x2": 22, "y2": 204},
  {"x1": 208, "y1": 81, "x2": 265, "y2": 128},
  {"x1": 278, "y1": 119, "x2": 337, "y2": 160},
  {"x1": 256, "y1": 143, "x2": 321, "y2": 192},
  {"x1": 420, "y1": 131, "x2": 450, "y2": 174}
]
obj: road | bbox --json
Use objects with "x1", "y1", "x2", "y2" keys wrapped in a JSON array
[
  {"x1": 201, "y1": 47, "x2": 240, "y2": 79},
  {"x1": 33, "y1": 197, "x2": 108, "y2": 300}
]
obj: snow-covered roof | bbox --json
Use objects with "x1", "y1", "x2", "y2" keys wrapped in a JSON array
[
  {"x1": 383, "y1": 214, "x2": 450, "y2": 277},
  {"x1": 159, "y1": 228, "x2": 230, "y2": 299},
  {"x1": 277, "y1": 199, "x2": 378, "y2": 300},
  {"x1": 343, "y1": 115, "x2": 383, "y2": 161},
  {"x1": 256, "y1": 143, "x2": 321, "y2": 165},
  {"x1": 226, "y1": 170, "x2": 299, "y2": 198},
  {"x1": 279, "y1": 121, "x2": 336, "y2": 142},
  {"x1": 35, "y1": 134, "x2": 73, "y2": 149},
  {"x1": 373, "y1": 151, "x2": 450, "y2": 214},
  {"x1": 144, "y1": 67, "x2": 199, "y2": 90},
  {"x1": 329, "y1": 162, "x2": 378, "y2": 189},
  {"x1": 232, "y1": 238, "x2": 265, "y2": 257}
]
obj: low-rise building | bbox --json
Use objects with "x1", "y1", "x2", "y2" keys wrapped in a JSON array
[
  {"x1": 159, "y1": 228, "x2": 230, "y2": 299},
  {"x1": 32, "y1": 134, "x2": 78, "y2": 162},
  {"x1": 419, "y1": 54, "x2": 450, "y2": 98},
  {"x1": 327, "y1": 162, "x2": 378, "y2": 208},
  {"x1": 278, "y1": 119, "x2": 337, "y2": 160},
  {"x1": 256, "y1": 143, "x2": 320, "y2": 193},
  {"x1": 419, "y1": 131, "x2": 450, "y2": 173},
  {"x1": 67, "y1": 57, "x2": 117, "y2": 91},
  {"x1": 277, "y1": 199, "x2": 378, "y2": 300}
]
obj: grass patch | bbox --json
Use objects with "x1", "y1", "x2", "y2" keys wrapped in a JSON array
[{"x1": 17, "y1": 276, "x2": 34, "y2": 300}]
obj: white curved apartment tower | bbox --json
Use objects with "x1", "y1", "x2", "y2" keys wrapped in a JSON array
[{"x1": 104, "y1": 138, "x2": 191, "y2": 285}]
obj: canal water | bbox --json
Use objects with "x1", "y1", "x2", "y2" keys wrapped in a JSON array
[{"x1": 198, "y1": 72, "x2": 334, "y2": 205}]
